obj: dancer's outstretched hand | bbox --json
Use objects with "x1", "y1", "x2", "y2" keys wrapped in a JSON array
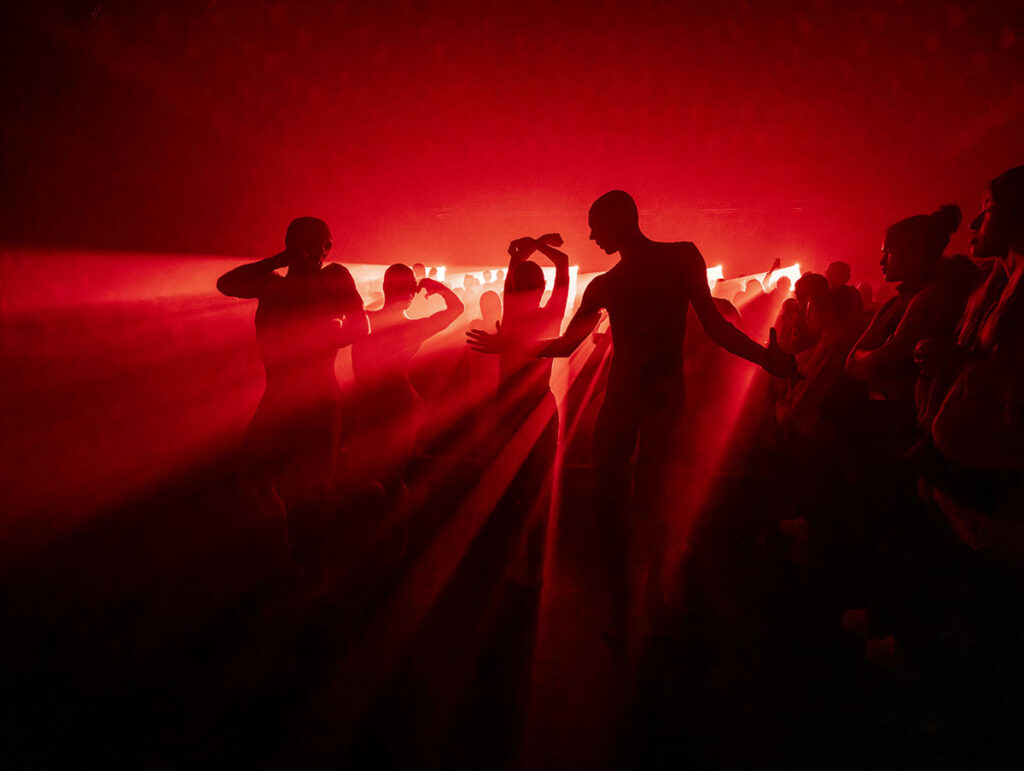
[
  {"x1": 467, "y1": 321, "x2": 504, "y2": 354},
  {"x1": 764, "y1": 327, "x2": 799, "y2": 379}
]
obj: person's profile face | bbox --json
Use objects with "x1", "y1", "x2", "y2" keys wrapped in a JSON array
[
  {"x1": 970, "y1": 190, "x2": 1008, "y2": 260},
  {"x1": 588, "y1": 209, "x2": 621, "y2": 255},
  {"x1": 879, "y1": 241, "x2": 903, "y2": 283}
]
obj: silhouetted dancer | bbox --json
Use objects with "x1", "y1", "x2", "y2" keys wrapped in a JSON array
[
  {"x1": 478, "y1": 191, "x2": 796, "y2": 640},
  {"x1": 217, "y1": 217, "x2": 368, "y2": 585},
  {"x1": 467, "y1": 234, "x2": 569, "y2": 586},
  {"x1": 462, "y1": 290, "x2": 503, "y2": 454},
  {"x1": 352, "y1": 266, "x2": 464, "y2": 506}
]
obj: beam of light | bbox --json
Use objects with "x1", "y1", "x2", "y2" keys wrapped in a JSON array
[
  {"x1": 299, "y1": 308, "x2": 611, "y2": 740},
  {"x1": 706, "y1": 264, "x2": 724, "y2": 287},
  {"x1": 304, "y1": 368, "x2": 565, "y2": 720},
  {"x1": 762, "y1": 262, "x2": 801, "y2": 290}
]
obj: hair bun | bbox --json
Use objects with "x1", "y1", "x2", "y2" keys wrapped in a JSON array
[{"x1": 931, "y1": 204, "x2": 962, "y2": 236}]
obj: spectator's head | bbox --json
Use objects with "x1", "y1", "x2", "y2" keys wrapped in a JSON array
[
  {"x1": 479, "y1": 290, "x2": 501, "y2": 325},
  {"x1": 778, "y1": 296, "x2": 800, "y2": 322},
  {"x1": 383, "y1": 263, "x2": 418, "y2": 309},
  {"x1": 412, "y1": 263, "x2": 426, "y2": 280},
  {"x1": 971, "y1": 164, "x2": 1024, "y2": 259},
  {"x1": 825, "y1": 261, "x2": 851, "y2": 289},
  {"x1": 794, "y1": 272, "x2": 829, "y2": 311},
  {"x1": 483, "y1": 270, "x2": 494, "y2": 283},
  {"x1": 773, "y1": 276, "x2": 792, "y2": 295},
  {"x1": 745, "y1": 279, "x2": 763, "y2": 295},
  {"x1": 427, "y1": 267, "x2": 438, "y2": 279},
  {"x1": 806, "y1": 286, "x2": 859, "y2": 334},
  {"x1": 882, "y1": 204, "x2": 961, "y2": 283},
  {"x1": 589, "y1": 190, "x2": 640, "y2": 255},
  {"x1": 284, "y1": 217, "x2": 332, "y2": 275}
]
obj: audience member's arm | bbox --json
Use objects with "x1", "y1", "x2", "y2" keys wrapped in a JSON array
[
  {"x1": 846, "y1": 289, "x2": 938, "y2": 381},
  {"x1": 216, "y1": 251, "x2": 289, "y2": 298}
]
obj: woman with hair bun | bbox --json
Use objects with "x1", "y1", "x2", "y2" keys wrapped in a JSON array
[{"x1": 846, "y1": 204, "x2": 977, "y2": 446}]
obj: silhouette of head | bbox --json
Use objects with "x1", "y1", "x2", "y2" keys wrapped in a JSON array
[
  {"x1": 825, "y1": 261, "x2": 851, "y2": 288},
  {"x1": 427, "y1": 267, "x2": 438, "y2": 279},
  {"x1": 479, "y1": 290, "x2": 501, "y2": 324},
  {"x1": 383, "y1": 263, "x2": 418, "y2": 309},
  {"x1": 774, "y1": 276, "x2": 792, "y2": 294},
  {"x1": 285, "y1": 217, "x2": 332, "y2": 274},
  {"x1": 412, "y1": 263, "x2": 426, "y2": 281},
  {"x1": 778, "y1": 296, "x2": 800, "y2": 322},
  {"x1": 483, "y1": 270, "x2": 494, "y2": 283},
  {"x1": 970, "y1": 164, "x2": 1024, "y2": 259},
  {"x1": 745, "y1": 279, "x2": 762, "y2": 295},
  {"x1": 589, "y1": 190, "x2": 640, "y2": 254},
  {"x1": 806, "y1": 287, "x2": 858, "y2": 334},
  {"x1": 794, "y1": 272, "x2": 829, "y2": 311},
  {"x1": 881, "y1": 205, "x2": 960, "y2": 283},
  {"x1": 509, "y1": 260, "x2": 545, "y2": 308}
]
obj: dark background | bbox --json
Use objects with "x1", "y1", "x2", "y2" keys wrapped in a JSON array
[{"x1": 4, "y1": 0, "x2": 1022, "y2": 273}]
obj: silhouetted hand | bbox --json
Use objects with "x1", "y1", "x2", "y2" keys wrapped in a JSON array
[
  {"x1": 537, "y1": 233, "x2": 564, "y2": 248},
  {"x1": 268, "y1": 248, "x2": 296, "y2": 270},
  {"x1": 508, "y1": 238, "x2": 537, "y2": 265},
  {"x1": 914, "y1": 338, "x2": 970, "y2": 379},
  {"x1": 466, "y1": 321, "x2": 504, "y2": 354},
  {"x1": 763, "y1": 327, "x2": 798, "y2": 378},
  {"x1": 418, "y1": 277, "x2": 445, "y2": 296}
]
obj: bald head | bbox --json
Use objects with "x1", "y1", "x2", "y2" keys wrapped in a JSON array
[
  {"x1": 282, "y1": 217, "x2": 332, "y2": 275},
  {"x1": 285, "y1": 217, "x2": 331, "y2": 253},
  {"x1": 588, "y1": 190, "x2": 641, "y2": 255}
]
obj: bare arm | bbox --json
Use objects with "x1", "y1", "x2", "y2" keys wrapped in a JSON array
[
  {"x1": 687, "y1": 247, "x2": 766, "y2": 364},
  {"x1": 336, "y1": 309, "x2": 369, "y2": 348},
  {"x1": 535, "y1": 239, "x2": 570, "y2": 319},
  {"x1": 503, "y1": 236, "x2": 537, "y2": 296},
  {"x1": 417, "y1": 277, "x2": 465, "y2": 338},
  {"x1": 216, "y1": 250, "x2": 289, "y2": 298},
  {"x1": 536, "y1": 278, "x2": 603, "y2": 358},
  {"x1": 846, "y1": 289, "x2": 935, "y2": 381},
  {"x1": 687, "y1": 246, "x2": 796, "y2": 377},
  {"x1": 325, "y1": 263, "x2": 369, "y2": 348}
]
